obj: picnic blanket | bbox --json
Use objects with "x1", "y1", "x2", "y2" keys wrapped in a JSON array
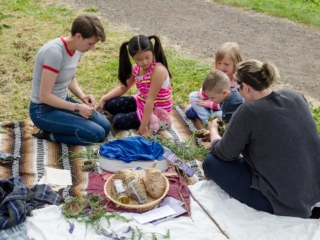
[
  {"x1": 24, "y1": 180, "x2": 320, "y2": 240},
  {"x1": 0, "y1": 121, "x2": 88, "y2": 201},
  {"x1": 1, "y1": 106, "x2": 320, "y2": 239},
  {"x1": 0, "y1": 106, "x2": 205, "y2": 202}
]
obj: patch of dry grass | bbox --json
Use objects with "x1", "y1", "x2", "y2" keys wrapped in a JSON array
[
  {"x1": 0, "y1": 0, "x2": 209, "y2": 122},
  {"x1": 0, "y1": 0, "x2": 318, "y2": 135},
  {"x1": 0, "y1": 0, "x2": 127, "y2": 121},
  {"x1": 0, "y1": 1, "x2": 71, "y2": 120}
]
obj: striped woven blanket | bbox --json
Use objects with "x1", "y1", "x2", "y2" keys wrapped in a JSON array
[{"x1": 0, "y1": 106, "x2": 205, "y2": 201}]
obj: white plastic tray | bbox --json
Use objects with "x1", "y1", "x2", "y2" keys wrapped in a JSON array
[{"x1": 98, "y1": 151, "x2": 169, "y2": 172}]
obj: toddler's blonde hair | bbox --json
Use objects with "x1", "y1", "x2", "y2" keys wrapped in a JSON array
[{"x1": 214, "y1": 42, "x2": 243, "y2": 72}]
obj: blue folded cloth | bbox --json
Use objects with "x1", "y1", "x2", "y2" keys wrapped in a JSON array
[
  {"x1": 0, "y1": 176, "x2": 61, "y2": 230},
  {"x1": 99, "y1": 136, "x2": 164, "y2": 163}
]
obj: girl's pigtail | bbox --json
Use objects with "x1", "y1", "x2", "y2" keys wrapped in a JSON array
[
  {"x1": 149, "y1": 35, "x2": 172, "y2": 78},
  {"x1": 118, "y1": 41, "x2": 132, "y2": 87}
]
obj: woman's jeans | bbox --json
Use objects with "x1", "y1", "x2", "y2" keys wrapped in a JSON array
[
  {"x1": 29, "y1": 97, "x2": 111, "y2": 146},
  {"x1": 203, "y1": 153, "x2": 274, "y2": 214}
]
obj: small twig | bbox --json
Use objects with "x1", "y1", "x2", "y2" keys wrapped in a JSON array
[
  {"x1": 189, "y1": 189, "x2": 230, "y2": 239},
  {"x1": 177, "y1": 170, "x2": 192, "y2": 221}
]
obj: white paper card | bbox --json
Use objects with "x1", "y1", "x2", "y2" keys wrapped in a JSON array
[
  {"x1": 132, "y1": 205, "x2": 176, "y2": 224},
  {"x1": 38, "y1": 167, "x2": 72, "y2": 191},
  {"x1": 151, "y1": 204, "x2": 187, "y2": 225}
]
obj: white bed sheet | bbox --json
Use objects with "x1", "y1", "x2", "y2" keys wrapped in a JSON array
[{"x1": 25, "y1": 180, "x2": 320, "y2": 240}]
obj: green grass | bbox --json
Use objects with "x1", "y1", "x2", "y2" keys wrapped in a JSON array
[
  {"x1": 0, "y1": 0, "x2": 319, "y2": 137},
  {"x1": 0, "y1": 0, "x2": 210, "y2": 122},
  {"x1": 310, "y1": 105, "x2": 320, "y2": 133},
  {"x1": 212, "y1": 0, "x2": 320, "y2": 30}
]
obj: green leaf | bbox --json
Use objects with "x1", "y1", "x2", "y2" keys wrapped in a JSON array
[
  {"x1": 2, "y1": 24, "x2": 10, "y2": 29},
  {"x1": 0, "y1": 14, "x2": 15, "y2": 21}
]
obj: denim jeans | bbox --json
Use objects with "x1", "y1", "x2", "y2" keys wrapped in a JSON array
[
  {"x1": 29, "y1": 96, "x2": 111, "y2": 145},
  {"x1": 202, "y1": 153, "x2": 274, "y2": 214},
  {"x1": 188, "y1": 91, "x2": 222, "y2": 124}
]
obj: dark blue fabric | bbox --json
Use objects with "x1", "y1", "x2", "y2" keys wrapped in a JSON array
[
  {"x1": 185, "y1": 107, "x2": 199, "y2": 119},
  {"x1": 220, "y1": 88, "x2": 244, "y2": 123},
  {"x1": 99, "y1": 136, "x2": 164, "y2": 163},
  {"x1": 202, "y1": 153, "x2": 274, "y2": 214},
  {"x1": 0, "y1": 176, "x2": 61, "y2": 229}
]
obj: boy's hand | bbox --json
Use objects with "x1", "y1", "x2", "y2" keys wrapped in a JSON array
[{"x1": 196, "y1": 99, "x2": 205, "y2": 106}]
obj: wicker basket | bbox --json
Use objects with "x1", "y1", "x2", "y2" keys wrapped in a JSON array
[{"x1": 104, "y1": 170, "x2": 170, "y2": 212}]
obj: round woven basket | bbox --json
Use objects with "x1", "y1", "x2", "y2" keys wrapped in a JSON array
[{"x1": 104, "y1": 170, "x2": 169, "y2": 212}]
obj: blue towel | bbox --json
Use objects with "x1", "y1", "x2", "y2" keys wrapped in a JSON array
[{"x1": 99, "y1": 136, "x2": 164, "y2": 163}]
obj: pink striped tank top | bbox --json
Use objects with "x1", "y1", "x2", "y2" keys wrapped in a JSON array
[{"x1": 133, "y1": 61, "x2": 172, "y2": 121}]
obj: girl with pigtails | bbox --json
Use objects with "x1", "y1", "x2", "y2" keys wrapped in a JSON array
[{"x1": 96, "y1": 35, "x2": 172, "y2": 136}]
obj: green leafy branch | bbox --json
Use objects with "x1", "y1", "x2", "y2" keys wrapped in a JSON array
[
  {"x1": 130, "y1": 226, "x2": 170, "y2": 240},
  {"x1": 62, "y1": 194, "x2": 170, "y2": 239},
  {"x1": 45, "y1": 145, "x2": 99, "y2": 167},
  {"x1": 153, "y1": 133, "x2": 209, "y2": 162}
]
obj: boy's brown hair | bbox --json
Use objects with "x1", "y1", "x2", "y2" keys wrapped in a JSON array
[
  {"x1": 202, "y1": 70, "x2": 230, "y2": 93},
  {"x1": 71, "y1": 14, "x2": 106, "y2": 42}
]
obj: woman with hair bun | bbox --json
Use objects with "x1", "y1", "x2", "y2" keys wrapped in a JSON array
[{"x1": 202, "y1": 59, "x2": 320, "y2": 218}]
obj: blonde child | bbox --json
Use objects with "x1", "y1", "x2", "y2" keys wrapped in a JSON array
[
  {"x1": 96, "y1": 35, "x2": 172, "y2": 136},
  {"x1": 186, "y1": 42, "x2": 243, "y2": 123}
]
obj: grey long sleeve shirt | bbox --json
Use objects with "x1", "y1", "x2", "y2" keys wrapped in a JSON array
[{"x1": 211, "y1": 89, "x2": 320, "y2": 218}]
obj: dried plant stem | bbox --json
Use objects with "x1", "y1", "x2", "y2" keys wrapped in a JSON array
[
  {"x1": 189, "y1": 189, "x2": 230, "y2": 239},
  {"x1": 177, "y1": 168, "x2": 192, "y2": 220}
]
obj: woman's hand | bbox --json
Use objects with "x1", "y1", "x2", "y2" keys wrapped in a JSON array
[
  {"x1": 82, "y1": 95, "x2": 96, "y2": 106},
  {"x1": 207, "y1": 118, "x2": 219, "y2": 131},
  {"x1": 78, "y1": 104, "x2": 94, "y2": 119},
  {"x1": 205, "y1": 118, "x2": 221, "y2": 142},
  {"x1": 201, "y1": 130, "x2": 211, "y2": 142},
  {"x1": 200, "y1": 141, "x2": 211, "y2": 149}
]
